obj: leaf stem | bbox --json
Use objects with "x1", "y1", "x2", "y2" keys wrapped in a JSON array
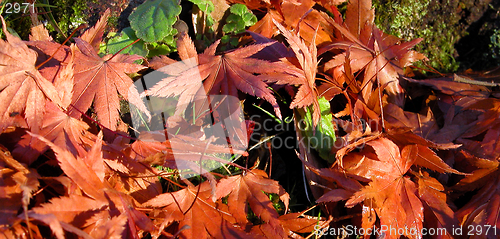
[
  {"x1": 107, "y1": 38, "x2": 141, "y2": 62},
  {"x1": 35, "y1": 23, "x2": 87, "y2": 69},
  {"x1": 253, "y1": 104, "x2": 282, "y2": 124}
]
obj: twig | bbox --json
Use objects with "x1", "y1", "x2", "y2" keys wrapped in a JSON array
[{"x1": 453, "y1": 74, "x2": 500, "y2": 87}]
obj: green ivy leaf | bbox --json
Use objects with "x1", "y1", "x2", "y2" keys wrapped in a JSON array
[
  {"x1": 229, "y1": 37, "x2": 239, "y2": 47},
  {"x1": 128, "y1": 0, "x2": 181, "y2": 43},
  {"x1": 206, "y1": 15, "x2": 215, "y2": 26},
  {"x1": 107, "y1": 27, "x2": 149, "y2": 57}
]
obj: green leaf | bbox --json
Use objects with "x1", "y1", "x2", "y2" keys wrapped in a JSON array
[
  {"x1": 161, "y1": 32, "x2": 176, "y2": 46},
  {"x1": 206, "y1": 15, "x2": 215, "y2": 26},
  {"x1": 300, "y1": 97, "x2": 336, "y2": 163},
  {"x1": 317, "y1": 98, "x2": 336, "y2": 141},
  {"x1": 242, "y1": 12, "x2": 257, "y2": 26},
  {"x1": 222, "y1": 4, "x2": 257, "y2": 34},
  {"x1": 221, "y1": 35, "x2": 231, "y2": 44},
  {"x1": 107, "y1": 27, "x2": 149, "y2": 57},
  {"x1": 188, "y1": 0, "x2": 214, "y2": 13},
  {"x1": 147, "y1": 42, "x2": 174, "y2": 57},
  {"x1": 225, "y1": 15, "x2": 240, "y2": 24},
  {"x1": 128, "y1": 0, "x2": 181, "y2": 43},
  {"x1": 229, "y1": 3, "x2": 248, "y2": 16},
  {"x1": 237, "y1": 21, "x2": 248, "y2": 33},
  {"x1": 229, "y1": 37, "x2": 239, "y2": 47},
  {"x1": 222, "y1": 22, "x2": 237, "y2": 33},
  {"x1": 0, "y1": 27, "x2": 20, "y2": 39}
]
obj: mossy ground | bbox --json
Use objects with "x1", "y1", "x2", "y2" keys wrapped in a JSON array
[
  {"x1": 47, "y1": 0, "x2": 89, "y2": 38},
  {"x1": 6, "y1": 0, "x2": 127, "y2": 41},
  {"x1": 373, "y1": 0, "x2": 500, "y2": 73}
]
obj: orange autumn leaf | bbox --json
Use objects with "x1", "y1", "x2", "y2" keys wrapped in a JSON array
[
  {"x1": 69, "y1": 37, "x2": 149, "y2": 130},
  {"x1": 0, "y1": 17, "x2": 62, "y2": 131}
]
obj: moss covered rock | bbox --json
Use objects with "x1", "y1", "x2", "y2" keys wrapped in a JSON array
[{"x1": 373, "y1": 0, "x2": 498, "y2": 73}]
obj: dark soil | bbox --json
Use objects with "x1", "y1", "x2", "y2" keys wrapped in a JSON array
[{"x1": 456, "y1": 0, "x2": 500, "y2": 71}]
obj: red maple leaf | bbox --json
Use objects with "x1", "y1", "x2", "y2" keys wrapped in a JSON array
[
  {"x1": 417, "y1": 172, "x2": 459, "y2": 238},
  {"x1": 0, "y1": 17, "x2": 62, "y2": 131},
  {"x1": 344, "y1": 138, "x2": 424, "y2": 239},
  {"x1": 245, "y1": 0, "x2": 334, "y2": 45},
  {"x1": 321, "y1": 0, "x2": 426, "y2": 106},
  {"x1": 216, "y1": 169, "x2": 289, "y2": 237},
  {"x1": 145, "y1": 32, "x2": 302, "y2": 119},
  {"x1": 69, "y1": 38, "x2": 149, "y2": 130},
  {"x1": 143, "y1": 181, "x2": 257, "y2": 238},
  {"x1": 453, "y1": 153, "x2": 500, "y2": 233},
  {"x1": 29, "y1": 133, "x2": 155, "y2": 237},
  {"x1": 80, "y1": 9, "x2": 110, "y2": 52},
  {"x1": 273, "y1": 19, "x2": 322, "y2": 126},
  {"x1": 339, "y1": 135, "x2": 466, "y2": 239},
  {"x1": 13, "y1": 101, "x2": 94, "y2": 165}
]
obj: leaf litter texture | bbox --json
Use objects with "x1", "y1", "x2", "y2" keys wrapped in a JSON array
[
  {"x1": 1, "y1": 0, "x2": 500, "y2": 238},
  {"x1": 0, "y1": 14, "x2": 310, "y2": 237}
]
